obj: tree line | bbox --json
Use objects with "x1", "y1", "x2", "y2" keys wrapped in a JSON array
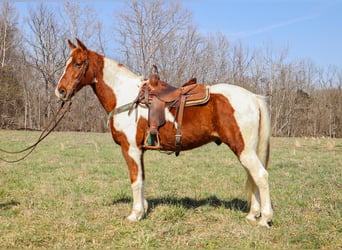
[{"x1": 0, "y1": 1, "x2": 341, "y2": 137}]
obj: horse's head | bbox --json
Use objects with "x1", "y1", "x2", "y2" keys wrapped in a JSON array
[{"x1": 55, "y1": 39, "x2": 92, "y2": 101}]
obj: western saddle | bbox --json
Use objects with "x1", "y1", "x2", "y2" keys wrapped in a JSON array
[{"x1": 131, "y1": 66, "x2": 210, "y2": 155}]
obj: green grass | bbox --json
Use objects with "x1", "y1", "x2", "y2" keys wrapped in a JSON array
[{"x1": 0, "y1": 130, "x2": 341, "y2": 249}]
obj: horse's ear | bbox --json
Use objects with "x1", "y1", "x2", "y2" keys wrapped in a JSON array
[
  {"x1": 76, "y1": 38, "x2": 88, "y2": 51},
  {"x1": 68, "y1": 40, "x2": 77, "y2": 50}
]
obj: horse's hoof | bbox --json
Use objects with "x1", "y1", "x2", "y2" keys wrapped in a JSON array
[
  {"x1": 245, "y1": 213, "x2": 261, "y2": 224},
  {"x1": 127, "y1": 212, "x2": 145, "y2": 222},
  {"x1": 127, "y1": 200, "x2": 148, "y2": 222},
  {"x1": 245, "y1": 215, "x2": 258, "y2": 226},
  {"x1": 258, "y1": 218, "x2": 273, "y2": 228},
  {"x1": 127, "y1": 213, "x2": 139, "y2": 222},
  {"x1": 144, "y1": 199, "x2": 149, "y2": 213}
]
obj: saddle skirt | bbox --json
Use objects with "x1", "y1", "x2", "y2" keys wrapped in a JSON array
[{"x1": 130, "y1": 73, "x2": 211, "y2": 154}]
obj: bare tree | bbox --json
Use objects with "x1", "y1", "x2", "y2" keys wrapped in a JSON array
[
  {"x1": 62, "y1": 2, "x2": 107, "y2": 54},
  {"x1": 25, "y1": 4, "x2": 66, "y2": 128},
  {"x1": 114, "y1": 0, "x2": 192, "y2": 78},
  {"x1": 315, "y1": 66, "x2": 342, "y2": 137},
  {"x1": 0, "y1": 1, "x2": 340, "y2": 136},
  {"x1": 0, "y1": 3, "x2": 25, "y2": 129},
  {"x1": 157, "y1": 25, "x2": 206, "y2": 84},
  {"x1": 0, "y1": 2, "x2": 19, "y2": 67}
]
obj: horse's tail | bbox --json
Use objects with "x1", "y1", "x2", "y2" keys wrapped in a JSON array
[
  {"x1": 255, "y1": 95, "x2": 271, "y2": 169},
  {"x1": 245, "y1": 95, "x2": 271, "y2": 206}
]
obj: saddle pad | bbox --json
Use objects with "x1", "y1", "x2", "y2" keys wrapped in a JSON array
[{"x1": 184, "y1": 85, "x2": 210, "y2": 107}]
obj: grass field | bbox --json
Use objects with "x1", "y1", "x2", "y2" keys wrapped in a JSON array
[{"x1": 0, "y1": 130, "x2": 341, "y2": 249}]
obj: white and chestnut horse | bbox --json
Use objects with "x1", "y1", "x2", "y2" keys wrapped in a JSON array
[{"x1": 55, "y1": 39, "x2": 273, "y2": 227}]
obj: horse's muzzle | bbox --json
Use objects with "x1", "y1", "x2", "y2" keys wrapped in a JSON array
[{"x1": 55, "y1": 87, "x2": 68, "y2": 101}]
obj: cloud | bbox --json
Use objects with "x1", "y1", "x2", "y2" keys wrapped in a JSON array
[{"x1": 227, "y1": 15, "x2": 318, "y2": 39}]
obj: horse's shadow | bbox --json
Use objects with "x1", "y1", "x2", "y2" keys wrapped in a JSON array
[
  {"x1": 112, "y1": 195, "x2": 249, "y2": 213},
  {"x1": 0, "y1": 200, "x2": 20, "y2": 210}
]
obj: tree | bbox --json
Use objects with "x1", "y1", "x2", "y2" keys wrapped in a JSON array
[
  {"x1": 0, "y1": 1, "x2": 340, "y2": 136},
  {"x1": 157, "y1": 25, "x2": 206, "y2": 84},
  {"x1": 25, "y1": 4, "x2": 66, "y2": 128},
  {"x1": 0, "y1": 66, "x2": 24, "y2": 129},
  {"x1": 0, "y1": 3, "x2": 24, "y2": 129},
  {"x1": 62, "y1": 2, "x2": 107, "y2": 54},
  {"x1": 114, "y1": 0, "x2": 193, "y2": 78},
  {"x1": 0, "y1": 2, "x2": 19, "y2": 67},
  {"x1": 315, "y1": 66, "x2": 342, "y2": 137}
]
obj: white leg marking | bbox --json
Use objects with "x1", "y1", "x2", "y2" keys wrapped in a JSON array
[
  {"x1": 246, "y1": 190, "x2": 262, "y2": 225},
  {"x1": 240, "y1": 150, "x2": 273, "y2": 227},
  {"x1": 127, "y1": 180, "x2": 148, "y2": 222},
  {"x1": 126, "y1": 146, "x2": 148, "y2": 222},
  {"x1": 246, "y1": 174, "x2": 261, "y2": 224}
]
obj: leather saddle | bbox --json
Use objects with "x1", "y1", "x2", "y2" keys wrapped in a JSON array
[{"x1": 131, "y1": 68, "x2": 210, "y2": 155}]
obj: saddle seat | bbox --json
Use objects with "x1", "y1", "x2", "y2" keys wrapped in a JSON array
[
  {"x1": 132, "y1": 71, "x2": 210, "y2": 155},
  {"x1": 148, "y1": 77, "x2": 209, "y2": 106}
]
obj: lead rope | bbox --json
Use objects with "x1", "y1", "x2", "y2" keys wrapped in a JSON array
[{"x1": 0, "y1": 101, "x2": 72, "y2": 163}]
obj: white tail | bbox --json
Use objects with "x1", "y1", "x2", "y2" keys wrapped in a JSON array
[
  {"x1": 256, "y1": 95, "x2": 271, "y2": 169},
  {"x1": 245, "y1": 95, "x2": 271, "y2": 215}
]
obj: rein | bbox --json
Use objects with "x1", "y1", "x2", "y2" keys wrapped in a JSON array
[
  {"x1": 0, "y1": 101, "x2": 72, "y2": 163},
  {"x1": 0, "y1": 54, "x2": 88, "y2": 163}
]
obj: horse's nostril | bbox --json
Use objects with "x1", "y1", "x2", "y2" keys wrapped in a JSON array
[{"x1": 59, "y1": 88, "x2": 66, "y2": 98}]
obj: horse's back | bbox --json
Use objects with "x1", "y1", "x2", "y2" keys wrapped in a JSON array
[{"x1": 210, "y1": 83, "x2": 261, "y2": 117}]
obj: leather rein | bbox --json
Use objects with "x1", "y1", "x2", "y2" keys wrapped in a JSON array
[
  {"x1": 0, "y1": 58, "x2": 89, "y2": 163},
  {"x1": 0, "y1": 101, "x2": 72, "y2": 163}
]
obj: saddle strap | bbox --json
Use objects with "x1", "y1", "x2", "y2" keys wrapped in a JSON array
[
  {"x1": 175, "y1": 95, "x2": 187, "y2": 156},
  {"x1": 144, "y1": 85, "x2": 150, "y2": 108}
]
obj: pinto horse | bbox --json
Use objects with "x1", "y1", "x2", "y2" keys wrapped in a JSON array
[{"x1": 55, "y1": 39, "x2": 273, "y2": 227}]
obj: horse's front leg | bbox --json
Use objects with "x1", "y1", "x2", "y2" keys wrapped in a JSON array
[{"x1": 120, "y1": 144, "x2": 148, "y2": 221}]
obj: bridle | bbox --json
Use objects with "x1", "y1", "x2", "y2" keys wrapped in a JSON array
[{"x1": 67, "y1": 57, "x2": 89, "y2": 102}]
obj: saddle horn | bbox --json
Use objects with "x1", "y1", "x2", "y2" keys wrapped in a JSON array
[
  {"x1": 152, "y1": 64, "x2": 159, "y2": 74},
  {"x1": 149, "y1": 65, "x2": 160, "y2": 87}
]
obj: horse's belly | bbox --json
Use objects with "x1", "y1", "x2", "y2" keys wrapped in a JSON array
[{"x1": 158, "y1": 103, "x2": 218, "y2": 151}]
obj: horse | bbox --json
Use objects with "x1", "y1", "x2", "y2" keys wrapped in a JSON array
[{"x1": 55, "y1": 39, "x2": 273, "y2": 228}]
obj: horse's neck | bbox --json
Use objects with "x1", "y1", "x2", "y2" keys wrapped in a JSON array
[{"x1": 95, "y1": 57, "x2": 141, "y2": 113}]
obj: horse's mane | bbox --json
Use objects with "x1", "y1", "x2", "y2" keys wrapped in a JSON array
[{"x1": 103, "y1": 56, "x2": 140, "y2": 79}]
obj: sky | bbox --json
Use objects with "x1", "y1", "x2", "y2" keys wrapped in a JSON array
[
  {"x1": 184, "y1": 0, "x2": 342, "y2": 69},
  {"x1": 13, "y1": 0, "x2": 342, "y2": 69}
]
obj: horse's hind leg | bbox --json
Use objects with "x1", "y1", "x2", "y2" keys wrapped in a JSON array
[
  {"x1": 240, "y1": 150, "x2": 273, "y2": 227},
  {"x1": 245, "y1": 173, "x2": 261, "y2": 223}
]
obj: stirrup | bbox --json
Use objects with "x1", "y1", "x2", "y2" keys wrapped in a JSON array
[{"x1": 143, "y1": 131, "x2": 160, "y2": 150}]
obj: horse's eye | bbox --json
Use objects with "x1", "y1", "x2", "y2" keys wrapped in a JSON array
[{"x1": 75, "y1": 62, "x2": 82, "y2": 68}]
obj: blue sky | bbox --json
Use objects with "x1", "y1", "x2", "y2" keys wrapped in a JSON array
[
  {"x1": 182, "y1": 0, "x2": 342, "y2": 68},
  {"x1": 14, "y1": 1, "x2": 342, "y2": 68}
]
